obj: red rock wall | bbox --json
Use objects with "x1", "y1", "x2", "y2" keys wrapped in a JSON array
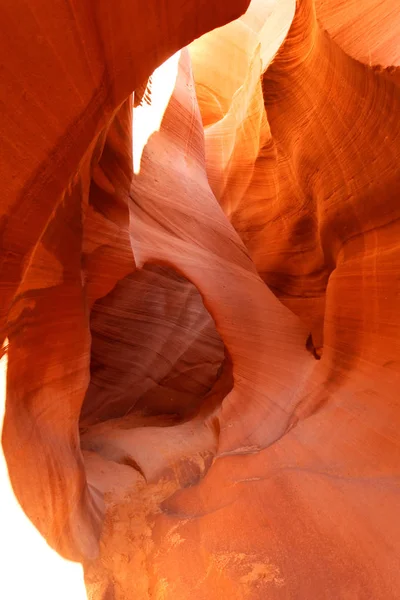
[
  {"x1": 1, "y1": 0, "x2": 400, "y2": 598},
  {"x1": 316, "y1": 0, "x2": 400, "y2": 65}
]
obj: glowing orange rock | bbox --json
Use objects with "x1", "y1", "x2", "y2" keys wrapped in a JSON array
[{"x1": 1, "y1": 0, "x2": 400, "y2": 598}]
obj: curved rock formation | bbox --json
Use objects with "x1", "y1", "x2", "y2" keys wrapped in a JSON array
[
  {"x1": 316, "y1": 0, "x2": 400, "y2": 66},
  {"x1": 1, "y1": 0, "x2": 400, "y2": 598}
]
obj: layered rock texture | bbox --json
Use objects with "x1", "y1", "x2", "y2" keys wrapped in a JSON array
[{"x1": 1, "y1": 0, "x2": 400, "y2": 598}]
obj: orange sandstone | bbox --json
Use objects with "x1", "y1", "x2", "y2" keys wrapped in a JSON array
[{"x1": 1, "y1": 1, "x2": 400, "y2": 598}]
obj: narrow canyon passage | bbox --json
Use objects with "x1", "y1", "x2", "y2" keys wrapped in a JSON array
[{"x1": 1, "y1": 0, "x2": 400, "y2": 599}]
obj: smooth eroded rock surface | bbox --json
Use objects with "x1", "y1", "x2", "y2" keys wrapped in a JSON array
[{"x1": 1, "y1": 0, "x2": 400, "y2": 598}]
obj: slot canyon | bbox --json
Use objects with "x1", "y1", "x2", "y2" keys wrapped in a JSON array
[{"x1": 1, "y1": 0, "x2": 400, "y2": 598}]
